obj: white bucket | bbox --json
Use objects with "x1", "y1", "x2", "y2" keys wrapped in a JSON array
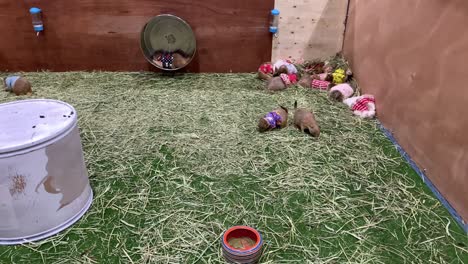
[{"x1": 0, "y1": 99, "x2": 93, "y2": 245}]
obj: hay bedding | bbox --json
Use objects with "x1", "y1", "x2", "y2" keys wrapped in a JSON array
[{"x1": 0, "y1": 70, "x2": 466, "y2": 263}]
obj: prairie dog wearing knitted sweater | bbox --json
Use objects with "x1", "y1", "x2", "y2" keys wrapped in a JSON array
[
  {"x1": 4, "y1": 76, "x2": 32, "y2": 96},
  {"x1": 273, "y1": 59, "x2": 298, "y2": 75},
  {"x1": 258, "y1": 106, "x2": 289, "y2": 132},
  {"x1": 258, "y1": 62, "x2": 274, "y2": 80},
  {"x1": 298, "y1": 73, "x2": 332, "y2": 88},
  {"x1": 343, "y1": 94, "x2": 376, "y2": 118},
  {"x1": 329, "y1": 83, "x2": 354, "y2": 102}
]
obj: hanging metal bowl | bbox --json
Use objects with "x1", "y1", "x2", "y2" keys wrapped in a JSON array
[{"x1": 140, "y1": 14, "x2": 196, "y2": 71}]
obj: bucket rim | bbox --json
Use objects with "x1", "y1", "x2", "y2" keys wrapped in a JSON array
[{"x1": 0, "y1": 188, "x2": 93, "y2": 245}]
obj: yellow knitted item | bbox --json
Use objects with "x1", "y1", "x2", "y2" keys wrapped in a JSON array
[{"x1": 332, "y1": 69, "x2": 346, "y2": 84}]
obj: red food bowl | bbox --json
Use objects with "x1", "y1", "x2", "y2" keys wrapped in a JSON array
[{"x1": 221, "y1": 226, "x2": 263, "y2": 263}]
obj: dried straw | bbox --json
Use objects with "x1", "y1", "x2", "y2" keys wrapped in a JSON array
[{"x1": 0, "y1": 71, "x2": 465, "y2": 263}]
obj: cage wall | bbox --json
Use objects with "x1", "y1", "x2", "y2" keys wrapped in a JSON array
[
  {"x1": 0, "y1": 0, "x2": 273, "y2": 72},
  {"x1": 343, "y1": 0, "x2": 468, "y2": 223}
]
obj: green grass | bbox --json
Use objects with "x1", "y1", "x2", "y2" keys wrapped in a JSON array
[{"x1": 0, "y1": 72, "x2": 466, "y2": 263}]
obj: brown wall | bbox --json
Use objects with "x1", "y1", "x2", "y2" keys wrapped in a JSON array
[
  {"x1": 344, "y1": 0, "x2": 468, "y2": 222},
  {"x1": 0, "y1": 0, "x2": 273, "y2": 72}
]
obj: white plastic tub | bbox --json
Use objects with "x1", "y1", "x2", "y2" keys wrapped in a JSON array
[{"x1": 0, "y1": 99, "x2": 93, "y2": 245}]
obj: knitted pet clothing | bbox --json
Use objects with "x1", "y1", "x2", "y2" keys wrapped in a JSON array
[
  {"x1": 274, "y1": 59, "x2": 298, "y2": 74},
  {"x1": 264, "y1": 111, "x2": 282, "y2": 128},
  {"x1": 280, "y1": 74, "x2": 297, "y2": 86},
  {"x1": 258, "y1": 63, "x2": 273, "y2": 74},
  {"x1": 311, "y1": 79, "x2": 330, "y2": 90},
  {"x1": 343, "y1": 94, "x2": 376, "y2": 118}
]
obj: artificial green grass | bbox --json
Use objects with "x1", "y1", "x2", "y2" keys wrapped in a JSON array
[{"x1": 0, "y1": 72, "x2": 466, "y2": 263}]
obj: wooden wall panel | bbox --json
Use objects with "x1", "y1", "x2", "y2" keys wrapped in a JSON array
[
  {"x1": 0, "y1": 0, "x2": 273, "y2": 72},
  {"x1": 344, "y1": 0, "x2": 468, "y2": 222},
  {"x1": 272, "y1": 0, "x2": 348, "y2": 61}
]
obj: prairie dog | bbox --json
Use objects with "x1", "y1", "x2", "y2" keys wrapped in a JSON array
[
  {"x1": 315, "y1": 73, "x2": 333, "y2": 82},
  {"x1": 258, "y1": 106, "x2": 288, "y2": 132},
  {"x1": 298, "y1": 74, "x2": 312, "y2": 88},
  {"x1": 328, "y1": 83, "x2": 354, "y2": 102},
  {"x1": 293, "y1": 101, "x2": 320, "y2": 137},
  {"x1": 266, "y1": 76, "x2": 287, "y2": 92},
  {"x1": 329, "y1": 90, "x2": 344, "y2": 102},
  {"x1": 172, "y1": 53, "x2": 189, "y2": 69},
  {"x1": 4, "y1": 76, "x2": 32, "y2": 96},
  {"x1": 273, "y1": 65, "x2": 288, "y2": 76},
  {"x1": 298, "y1": 73, "x2": 333, "y2": 89},
  {"x1": 267, "y1": 74, "x2": 297, "y2": 92},
  {"x1": 273, "y1": 59, "x2": 297, "y2": 75}
]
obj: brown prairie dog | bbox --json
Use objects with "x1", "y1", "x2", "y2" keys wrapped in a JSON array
[
  {"x1": 273, "y1": 65, "x2": 288, "y2": 76},
  {"x1": 293, "y1": 101, "x2": 320, "y2": 137},
  {"x1": 298, "y1": 74, "x2": 313, "y2": 88},
  {"x1": 266, "y1": 76, "x2": 287, "y2": 92},
  {"x1": 172, "y1": 53, "x2": 189, "y2": 69}
]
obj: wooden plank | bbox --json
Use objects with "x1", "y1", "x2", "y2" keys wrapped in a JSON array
[
  {"x1": 272, "y1": 0, "x2": 348, "y2": 61},
  {"x1": 0, "y1": 0, "x2": 274, "y2": 72}
]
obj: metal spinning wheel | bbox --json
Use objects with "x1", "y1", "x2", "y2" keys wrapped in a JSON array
[{"x1": 140, "y1": 14, "x2": 196, "y2": 71}]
